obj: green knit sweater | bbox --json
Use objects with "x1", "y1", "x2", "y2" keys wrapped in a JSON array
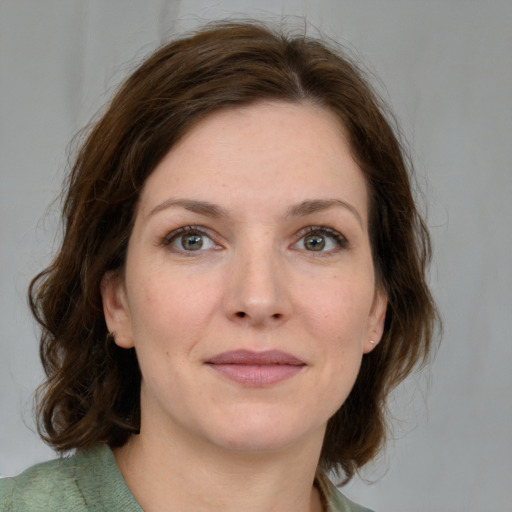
[{"x1": 0, "y1": 445, "x2": 373, "y2": 511}]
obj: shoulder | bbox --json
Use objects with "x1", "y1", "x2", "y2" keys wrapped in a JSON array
[
  {"x1": 0, "y1": 444, "x2": 141, "y2": 512},
  {"x1": 316, "y1": 472, "x2": 375, "y2": 512},
  {"x1": 0, "y1": 453, "x2": 88, "y2": 511}
]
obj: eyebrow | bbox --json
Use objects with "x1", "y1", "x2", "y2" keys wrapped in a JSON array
[
  {"x1": 286, "y1": 199, "x2": 364, "y2": 227},
  {"x1": 147, "y1": 197, "x2": 363, "y2": 227},
  {"x1": 147, "y1": 198, "x2": 227, "y2": 219}
]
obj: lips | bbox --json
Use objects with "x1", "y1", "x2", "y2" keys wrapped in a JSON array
[{"x1": 205, "y1": 350, "x2": 305, "y2": 386}]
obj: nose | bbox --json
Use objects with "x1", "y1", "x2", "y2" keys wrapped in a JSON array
[{"x1": 223, "y1": 240, "x2": 291, "y2": 327}]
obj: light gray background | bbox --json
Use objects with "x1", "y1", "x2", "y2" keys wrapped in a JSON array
[{"x1": 1, "y1": 1, "x2": 511, "y2": 511}]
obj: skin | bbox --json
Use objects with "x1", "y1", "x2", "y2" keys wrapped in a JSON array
[{"x1": 102, "y1": 101, "x2": 387, "y2": 512}]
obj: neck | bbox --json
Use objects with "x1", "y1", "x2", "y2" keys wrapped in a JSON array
[{"x1": 114, "y1": 420, "x2": 325, "y2": 512}]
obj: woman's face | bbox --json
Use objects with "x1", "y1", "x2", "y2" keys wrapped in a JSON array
[{"x1": 102, "y1": 101, "x2": 386, "y2": 455}]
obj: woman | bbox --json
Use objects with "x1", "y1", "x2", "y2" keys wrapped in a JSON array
[{"x1": 1, "y1": 22, "x2": 438, "y2": 512}]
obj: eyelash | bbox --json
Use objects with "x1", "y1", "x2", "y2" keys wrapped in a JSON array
[
  {"x1": 295, "y1": 226, "x2": 349, "y2": 252},
  {"x1": 160, "y1": 225, "x2": 348, "y2": 253},
  {"x1": 161, "y1": 225, "x2": 212, "y2": 246}
]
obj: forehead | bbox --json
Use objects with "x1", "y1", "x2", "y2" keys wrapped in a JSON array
[{"x1": 137, "y1": 101, "x2": 368, "y2": 224}]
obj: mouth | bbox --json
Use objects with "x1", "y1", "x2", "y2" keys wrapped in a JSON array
[{"x1": 205, "y1": 350, "x2": 306, "y2": 386}]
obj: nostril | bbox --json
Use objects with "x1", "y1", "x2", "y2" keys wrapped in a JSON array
[{"x1": 234, "y1": 311, "x2": 283, "y2": 320}]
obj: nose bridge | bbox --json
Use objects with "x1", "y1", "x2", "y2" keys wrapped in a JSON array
[{"x1": 225, "y1": 232, "x2": 289, "y2": 325}]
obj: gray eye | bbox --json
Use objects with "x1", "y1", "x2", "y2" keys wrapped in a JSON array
[
  {"x1": 296, "y1": 229, "x2": 342, "y2": 252},
  {"x1": 181, "y1": 234, "x2": 204, "y2": 251},
  {"x1": 169, "y1": 230, "x2": 216, "y2": 252},
  {"x1": 303, "y1": 234, "x2": 326, "y2": 251}
]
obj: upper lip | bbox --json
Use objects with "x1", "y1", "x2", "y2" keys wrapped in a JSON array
[{"x1": 206, "y1": 350, "x2": 305, "y2": 366}]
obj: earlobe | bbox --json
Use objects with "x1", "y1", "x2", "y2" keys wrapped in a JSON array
[
  {"x1": 100, "y1": 271, "x2": 134, "y2": 349},
  {"x1": 364, "y1": 285, "x2": 387, "y2": 354}
]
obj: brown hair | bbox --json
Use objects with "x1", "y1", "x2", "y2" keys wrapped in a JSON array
[{"x1": 30, "y1": 21, "x2": 439, "y2": 482}]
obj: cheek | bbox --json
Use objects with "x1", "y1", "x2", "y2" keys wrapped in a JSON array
[
  {"x1": 127, "y1": 270, "x2": 221, "y2": 354},
  {"x1": 298, "y1": 272, "x2": 374, "y2": 341}
]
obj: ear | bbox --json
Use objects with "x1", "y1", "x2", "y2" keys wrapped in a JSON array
[
  {"x1": 363, "y1": 284, "x2": 387, "y2": 354},
  {"x1": 100, "y1": 270, "x2": 134, "y2": 349}
]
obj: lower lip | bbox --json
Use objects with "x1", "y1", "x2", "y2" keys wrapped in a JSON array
[{"x1": 207, "y1": 364, "x2": 304, "y2": 386}]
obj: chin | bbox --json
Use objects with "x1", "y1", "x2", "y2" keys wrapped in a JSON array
[
  {"x1": 203, "y1": 411, "x2": 324, "y2": 455},
  {"x1": 217, "y1": 431, "x2": 305, "y2": 454}
]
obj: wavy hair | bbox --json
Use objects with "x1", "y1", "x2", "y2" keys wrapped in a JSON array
[{"x1": 30, "y1": 21, "x2": 439, "y2": 482}]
